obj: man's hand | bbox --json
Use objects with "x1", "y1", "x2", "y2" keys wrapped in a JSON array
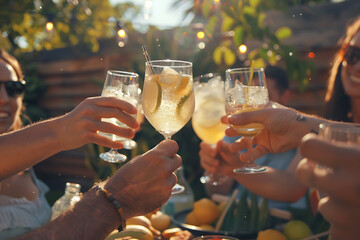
[{"x1": 105, "y1": 139, "x2": 181, "y2": 219}]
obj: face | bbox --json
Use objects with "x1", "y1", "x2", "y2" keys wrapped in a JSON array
[
  {"x1": 0, "y1": 61, "x2": 23, "y2": 134},
  {"x1": 341, "y1": 31, "x2": 360, "y2": 99},
  {"x1": 266, "y1": 77, "x2": 289, "y2": 105}
]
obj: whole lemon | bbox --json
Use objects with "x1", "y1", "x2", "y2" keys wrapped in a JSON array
[
  {"x1": 257, "y1": 229, "x2": 287, "y2": 240},
  {"x1": 150, "y1": 211, "x2": 171, "y2": 232},
  {"x1": 283, "y1": 220, "x2": 312, "y2": 240},
  {"x1": 193, "y1": 198, "x2": 220, "y2": 225},
  {"x1": 185, "y1": 211, "x2": 200, "y2": 226}
]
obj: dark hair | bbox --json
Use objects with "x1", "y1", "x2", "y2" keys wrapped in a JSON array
[
  {"x1": 265, "y1": 65, "x2": 289, "y2": 94},
  {"x1": 0, "y1": 49, "x2": 24, "y2": 81},
  {"x1": 0, "y1": 49, "x2": 25, "y2": 130},
  {"x1": 324, "y1": 16, "x2": 360, "y2": 122}
]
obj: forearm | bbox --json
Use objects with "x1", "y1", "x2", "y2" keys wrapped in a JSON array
[
  {"x1": 0, "y1": 117, "x2": 64, "y2": 180},
  {"x1": 290, "y1": 111, "x2": 330, "y2": 140},
  {"x1": 232, "y1": 168, "x2": 307, "y2": 202},
  {"x1": 14, "y1": 187, "x2": 120, "y2": 240}
]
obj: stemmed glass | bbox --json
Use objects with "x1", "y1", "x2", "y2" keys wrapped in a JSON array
[
  {"x1": 318, "y1": 122, "x2": 360, "y2": 169},
  {"x1": 142, "y1": 59, "x2": 195, "y2": 194},
  {"x1": 191, "y1": 73, "x2": 228, "y2": 185},
  {"x1": 116, "y1": 88, "x2": 142, "y2": 150},
  {"x1": 225, "y1": 67, "x2": 269, "y2": 174},
  {"x1": 98, "y1": 70, "x2": 139, "y2": 163}
]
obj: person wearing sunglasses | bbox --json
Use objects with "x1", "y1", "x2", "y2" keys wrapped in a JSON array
[
  {"x1": 0, "y1": 49, "x2": 182, "y2": 240},
  {"x1": 0, "y1": 49, "x2": 53, "y2": 239},
  {"x1": 324, "y1": 16, "x2": 360, "y2": 124}
]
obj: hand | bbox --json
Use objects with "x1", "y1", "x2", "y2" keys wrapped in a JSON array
[
  {"x1": 199, "y1": 141, "x2": 241, "y2": 176},
  {"x1": 296, "y1": 133, "x2": 360, "y2": 240},
  {"x1": 105, "y1": 139, "x2": 181, "y2": 219},
  {"x1": 54, "y1": 96, "x2": 139, "y2": 151},
  {"x1": 222, "y1": 102, "x2": 314, "y2": 162}
]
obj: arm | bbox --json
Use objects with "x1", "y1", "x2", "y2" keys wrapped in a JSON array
[
  {"x1": 223, "y1": 102, "x2": 330, "y2": 162},
  {"x1": 0, "y1": 96, "x2": 139, "y2": 180},
  {"x1": 200, "y1": 141, "x2": 306, "y2": 202},
  {"x1": 14, "y1": 139, "x2": 181, "y2": 240}
]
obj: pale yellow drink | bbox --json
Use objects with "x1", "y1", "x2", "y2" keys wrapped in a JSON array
[
  {"x1": 192, "y1": 79, "x2": 227, "y2": 144},
  {"x1": 231, "y1": 108, "x2": 264, "y2": 137},
  {"x1": 142, "y1": 70, "x2": 195, "y2": 139}
]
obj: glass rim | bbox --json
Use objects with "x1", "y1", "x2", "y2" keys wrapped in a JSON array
[
  {"x1": 226, "y1": 67, "x2": 264, "y2": 74},
  {"x1": 146, "y1": 59, "x2": 192, "y2": 67},
  {"x1": 107, "y1": 70, "x2": 139, "y2": 78},
  {"x1": 319, "y1": 122, "x2": 360, "y2": 133},
  {"x1": 193, "y1": 235, "x2": 239, "y2": 240}
]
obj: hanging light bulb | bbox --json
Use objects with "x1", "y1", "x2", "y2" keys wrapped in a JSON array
[
  {"x1": 144, "y1": 0, "x2": 152, "y2": 21},
  {"x1": 239, "y1": 44, "x2": 247, "y2": 54},
  {"x1": 44, "y1": 14, "x2": 55, "y2": 38},
  {"x1": 116, "y1": 21, "x2": 128, "y2": 47},
  {"x1": 45, "y1": 21, "x2": 54, "y2": 32}
]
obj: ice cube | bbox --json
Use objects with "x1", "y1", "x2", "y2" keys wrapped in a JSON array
[{"x1": 159, "y1": 67, "x2": 181, "y2": 85}]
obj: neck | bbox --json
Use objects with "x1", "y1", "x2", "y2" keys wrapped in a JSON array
[{"x1": 351, "y1": 98, "x2": 360, "y2": 123}]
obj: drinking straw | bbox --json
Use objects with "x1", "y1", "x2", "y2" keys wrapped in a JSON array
[{"x1": 142, "y1": 45, "x2": 154, "y2": 75}]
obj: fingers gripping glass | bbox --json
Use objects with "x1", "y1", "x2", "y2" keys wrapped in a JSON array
[
  {"x1": 98, "y1": 70, "x2": 139, "y2": 163},
  {"x1": 344, "y1": 45, "x2": 360, "y2": 65},
  {"x1": 225, "y1": 68, "x2": 269, "y2": 174},
  {"x1": 0, "y1": 80, "x2": 26, "y2": 97}
]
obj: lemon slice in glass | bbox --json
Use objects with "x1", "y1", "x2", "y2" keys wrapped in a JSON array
[
  {"x1": 143, "y1": 76, "x2": 162, "y2": 114},
  {"x1": 176, "y1": 88, "x2": 193, "y2": 116}
]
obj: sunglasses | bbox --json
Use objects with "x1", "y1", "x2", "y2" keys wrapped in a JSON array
[
  {"x1": 344, "y1": 45, "x2": 360, "y2": 65},
  {"x1": 0, "y1": 80, "x2": 26, "y2": 98}
]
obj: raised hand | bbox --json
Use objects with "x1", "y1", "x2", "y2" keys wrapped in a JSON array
[{"x1": 105, "y1": 139, "x2": 181, "y2": 219}]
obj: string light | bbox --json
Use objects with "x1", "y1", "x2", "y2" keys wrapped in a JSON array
[
  {"x1": 308, "y1": 51, "x2": 315, "y2": 59},
  {"x1": 45, "y1": 21, "x2": 54, "y2": 32},
  {"x1": 239, "y1": 44, "x2": 247, "y2": 54},
  {"x1": 116, "y1": 21, "x2": 128, "y2": 47},
  {"x1": 196, "y1": 31, "x2": 205, "y2": 40}
]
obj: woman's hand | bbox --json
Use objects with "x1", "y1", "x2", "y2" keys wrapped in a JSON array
[
  {"x1": 223, "y1": 102, "x2": 322, "y2": 162},
  {"x1": 54, "y1": 96, "x2": 139, "y2": 151}
]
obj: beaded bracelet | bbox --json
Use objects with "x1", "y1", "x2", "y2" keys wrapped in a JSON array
[{"x1": 93, "y1": 185, "x2": 126, "y2": 231}]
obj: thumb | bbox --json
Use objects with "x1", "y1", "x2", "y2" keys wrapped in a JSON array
[{"x1": 154, "y1": 139, "x2": 179, "y2": 156}]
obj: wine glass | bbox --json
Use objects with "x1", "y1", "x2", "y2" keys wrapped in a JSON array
[
  {"x1": 98, "y1": 70, "x2": 139, "y2": 163},
  {"x1": 318, "y1": 122, "x2": 360, "y2": 170},
  {"x1": 225, "y1": 67, "x2": 269, "y2": 174},
  {"x1": 142, "y1": 59, "x2": 195, "y2": 194},
  {"x1": 192, "y1": 73, "x2": 228, "y2": 186},
  {"x1": 115, "y1": 88, "x2": 142, "y2": 150}
]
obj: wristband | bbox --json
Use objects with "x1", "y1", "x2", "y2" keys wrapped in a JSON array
[{"x1": 93, "y1": 185, "x2": 126, "y2": 231}]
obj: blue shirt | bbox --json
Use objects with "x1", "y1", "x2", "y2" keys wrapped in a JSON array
[{"x1": 224, "y1": 136, "x2": 306, "y2": 210}]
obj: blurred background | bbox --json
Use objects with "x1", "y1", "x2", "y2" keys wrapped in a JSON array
[{"x1": 1, "y1": 0, "x2": 359, "y2": 202}]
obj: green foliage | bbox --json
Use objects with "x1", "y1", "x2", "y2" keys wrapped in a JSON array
[
  {"x1": 0, "y1": 0, "x2": 139, "y2": 53},
  {"x1": 178, "y1": 0, "x2": 331, "y2": 89},
  {"x1": 288, "y1": 189, "x2": 330, "y2": 235},
  {"x1": 219, "y1": 190, "x2": 270, "y2": 233}
]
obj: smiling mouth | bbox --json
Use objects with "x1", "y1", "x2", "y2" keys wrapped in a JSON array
[
  {"x1": 0, "y1": 112, "x2": 10, "y2": 118},
  {"x1": 350, "y1": 75, "x2": 360, "y2": 83}
]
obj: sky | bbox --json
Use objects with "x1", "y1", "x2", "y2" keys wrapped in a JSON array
[{"x1": 110, "y1": 0, "x2": 193, "y2": 30}]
